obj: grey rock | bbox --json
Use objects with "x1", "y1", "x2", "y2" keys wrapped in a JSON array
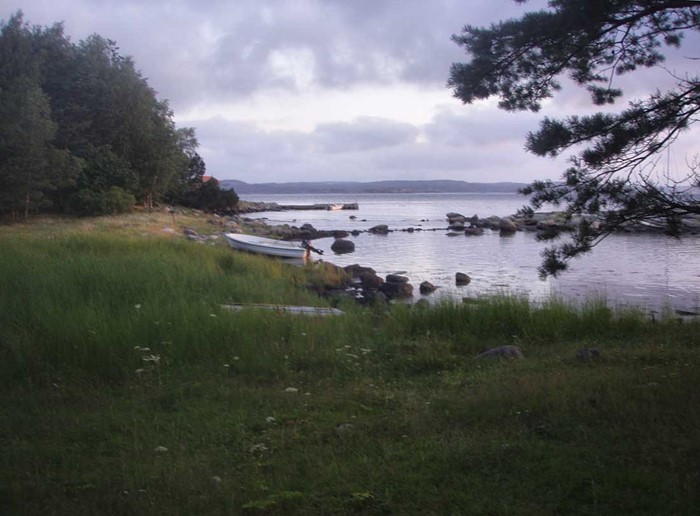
[
  {"x1": 419, "y1": 281, "x2": 437, "y2": 294},
  {"x1": 576, "y1": 348, "x2": 601, "y2": 361},
  {"x1": 477, "y1": 345, "x2": 524, "y2": 359},
  {"x1": 456, "y1": 272, "x2": 471, "y2": 286},
  {"x1": 183, "y1": 228, "x2": 199, "y2": 237},
  {"x1": 369, "y1": 224, "x2": 389, "y2": 235},
  {"x1": 386, "y1": 274, "x2": 409, "y2": 284},
  {"x1": 499, "y1": 217, "x2": 518, "y2": 233},
  {"x1": 446, "y1": 212, "x2": 466, "y2": 224},
  {"x1": 464, "y1": 227, "x2": 484, "y2": 236},
  {"x1": 331, "y1": 238, "x2": 355, "y2": 254},
  {"x1": 379, "y1": 281, "x2": 414, "y2": 299}
]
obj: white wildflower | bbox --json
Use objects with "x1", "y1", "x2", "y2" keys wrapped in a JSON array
[
  {"x1": 211, "y1": 476, "x2": 222, "y2": 483},
  {"x1": 223, "y1": 364, "x2": 230, "y2": 368},
  {"x1": 209, "y1": 313, "x2": 217, "y2": 318},
  {"x1": 135, "y1": 304, "x2": 142, "y2": 310},
  {"x1": 248, "y1": 443, "x2": 268, "y2": 453},
  {"x1": 135, "y1": 369, "x2": 145, "y2": 374},
  {"x1": 265, "y1": 416, "x2": 277, "y2": 424},
  {"x1": 142, "y1": 355, "x2": 161, "y2": 363},
  {"x1": 154, "y1": 446, "x2": 168, "y2": 453},
  {"x1": 284, "y1": 387, "x2": 299, "y2": 393}
]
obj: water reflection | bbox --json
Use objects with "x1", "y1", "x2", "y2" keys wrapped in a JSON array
[{"x1": 243, "y1": 193, "x2": 700, "y2": 314}]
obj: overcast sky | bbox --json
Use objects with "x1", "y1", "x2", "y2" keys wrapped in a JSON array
[{"x1": 5, "y1": 1, "x2": 699, "y2": 184}]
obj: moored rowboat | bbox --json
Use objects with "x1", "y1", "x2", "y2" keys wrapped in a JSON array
[{"x1": 224, "y1": 233, "x2": 307, "y2": 259}]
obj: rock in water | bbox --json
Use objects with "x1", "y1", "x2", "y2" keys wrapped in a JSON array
[
  {"x1": 499, "y1": 217, "x2": 518, "y2": 233},
  {"x1": 331, "y1": 238, "x2": 355, "y2": 254},
  {"x1": 455, "y1": 272, "x2": 471, "y2": 286},
  {"x1": 369, "y1": 224, "x2": 389, "y2": 234},
  {"x1": 419, "y1": 281, "x2": 437, "y2": 294}
]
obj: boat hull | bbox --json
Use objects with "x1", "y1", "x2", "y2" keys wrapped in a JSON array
[{"x1": 224, "y1": 233, "x2": 307, "y2": 259}]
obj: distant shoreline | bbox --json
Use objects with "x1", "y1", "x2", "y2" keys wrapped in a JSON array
[{"x1": 221, "y1": 179, "x2": 527, "y2": 195}]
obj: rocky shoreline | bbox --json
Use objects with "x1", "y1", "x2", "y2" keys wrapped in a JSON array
[{"x1": 181, "y1": 202, "x2": 700, "y2": 307}]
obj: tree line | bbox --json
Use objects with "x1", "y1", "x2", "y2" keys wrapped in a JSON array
[{"x1": 0, "y1": 12, "x2": 237, "y2": 220}]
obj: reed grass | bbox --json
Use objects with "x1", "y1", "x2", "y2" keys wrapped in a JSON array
[{"x1": 1, "y1": 214, "x2": 699, "y2": 514}]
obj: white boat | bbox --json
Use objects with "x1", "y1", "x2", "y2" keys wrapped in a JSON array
[{"x1": 224, "y1": 233, "x2": 307, "y2": 259}]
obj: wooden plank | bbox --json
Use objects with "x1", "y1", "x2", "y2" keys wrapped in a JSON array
[{"x1": 221, "y1": 304, "x2": 344, "y2": 316}]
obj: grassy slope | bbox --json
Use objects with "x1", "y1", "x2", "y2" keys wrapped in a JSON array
[{"x1": 1, "y1": 213, "x2": 699, "y2": 514}]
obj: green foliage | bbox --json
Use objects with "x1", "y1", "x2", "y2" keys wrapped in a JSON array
[
  {"x1": 0, "y1": 11, "x2": 229, "y2": 218},
  {"x1": 1, "y1": 219, "x2": 699, "y2": 514},
  {"x1": 68, "y1": 186, "x2": 135, "y2": 216},
  {"x1": 178, "y1": 178, "x2": 240, "y2": 212},
  {"x1": 449, "y1": 0, "x2": 700, "y2": 276}
]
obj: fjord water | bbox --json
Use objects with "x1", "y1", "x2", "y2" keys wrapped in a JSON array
[{"x1": 242, "y1": 193, "x2": 700, "y2": 314}]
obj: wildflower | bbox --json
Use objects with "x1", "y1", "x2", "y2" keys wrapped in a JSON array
[
  {"x1": 212, "y1": 476, "x2": 222, "y2": 483},
  {"x1": 154, "y1": 446, "x2": 168, "y2": 453},
  {"x1": 135, "y1": 304, "x2": 142, "y2": 310},
  {"x1": 209, "y1": 313, "x2": 217, "y2": 318},
  {"x1": 301, "y1": 332, "x2": 307, "y2": 336},
  {"x1": 284, "y1": 387, "x2": 299, "y2": 393},
  {"x1": 233, "y1": 356, "x2": 240, "y2": 361},
  {"x1": 223, "y1": 364, "x2": 230, "y2": 368},
  {"x1": 248, "y1": 443, "x2": 268, "y2": 453},
  {"x1": 265, "y1": 416, "x2": 277, "y2": 424},
  {"x1": 142, "y1": 355, "x2": 161, "y2": 363},
  {"x1": 135, "y1": 369, "x2": 145, "y2": 374}
]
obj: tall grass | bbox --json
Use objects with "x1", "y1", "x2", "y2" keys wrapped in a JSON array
[{"x1": 1, "y1": 217, "x2": 699, "y2": 514}]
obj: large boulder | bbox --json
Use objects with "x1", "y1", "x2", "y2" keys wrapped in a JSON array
[
  {"x1": 499, "y1": 217, "x2": 518, "y2": 233},
  {"x1": 331, "y1": 238, "x2": 355, "y2": 254},
  {"x1": 380, "y1": 281, "x2": 414, "y2": 299},
  {"x1": 344, "y1": 264, "x2": 384, "y2": 290}
]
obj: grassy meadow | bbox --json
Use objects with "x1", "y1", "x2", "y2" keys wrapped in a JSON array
[{"x1": 1, "y1": 212, "x2": 699, "y2": 514}]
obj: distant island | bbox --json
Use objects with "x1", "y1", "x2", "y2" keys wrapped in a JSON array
[{"x1": 220, "y1": 179, "x2": 528, "y2": 195}]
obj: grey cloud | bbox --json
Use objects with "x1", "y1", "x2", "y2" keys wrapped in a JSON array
[
  {"x1": 8, "y1": 0, "x2": 512, "y2": 109},
  {"x1": 313, "y1": 117, "x2": 419, "y2": 154},
  {"x1": 191, "y1": 113, "x2": 565, "y2": 184}
]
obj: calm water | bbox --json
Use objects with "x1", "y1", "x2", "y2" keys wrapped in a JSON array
[{"x1": 242, "y1": 193, "x2": 700, "y2": 314}]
